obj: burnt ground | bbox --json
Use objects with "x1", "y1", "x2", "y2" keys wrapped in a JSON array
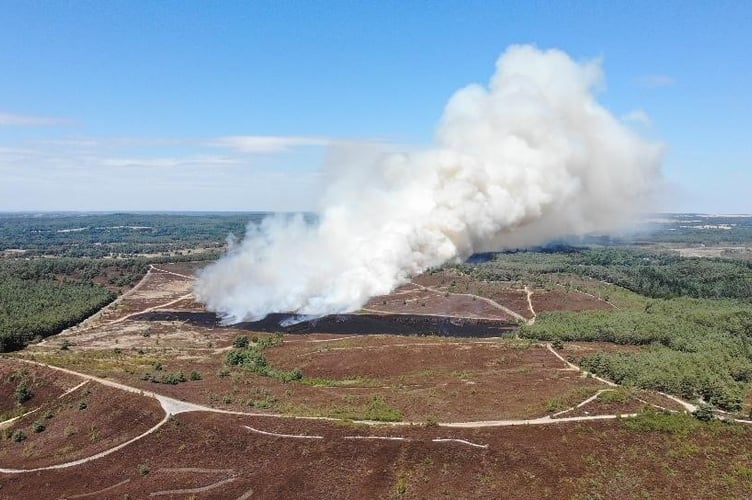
[{"x1": 133, "y1": 310, "x2": 518, "y2": 337}]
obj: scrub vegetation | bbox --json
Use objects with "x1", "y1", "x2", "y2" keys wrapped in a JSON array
[{"x1": 453, "y1": 245, "x2": 752, "y2": 412}]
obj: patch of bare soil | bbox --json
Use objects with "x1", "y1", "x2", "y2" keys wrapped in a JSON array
[
  {"x1": 1, "y1": 412, "x2": 751, "y2": 499},
  {"x1": 365, "y1": 287, "x2": 516, "y2": 320},
  {"x1": 0, "y1": 380, "x2": 163, "y2": 469},
  {"x1": 155, "y1": 262, "x2": 206, "y2": 276},
  {"x1": 96, "y1": 271, "x2": 193, "y2": 323},
  {"x1": 412, "y1": 270, "x2": 533, "y2": 318}
]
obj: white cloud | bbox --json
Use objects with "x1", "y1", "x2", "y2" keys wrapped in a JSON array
[
  {"x1": 98, "y1": 156, "x2": 242, "y2": 168},
  {"x1": 0, "y1": 133, "x2": 327, "y2": 211},
  {"x1": 212, "y1": 135, "x2": 330, "y2": 153},
  {"x1": 622, "y1": 109, "x2": 652, "y2": 127},
  {"x1": 633, "y1": 74, "x2": 675, "y2": 88},
  {"x1": 0, "y1": 112, "x2": 71, "y2": 127}
]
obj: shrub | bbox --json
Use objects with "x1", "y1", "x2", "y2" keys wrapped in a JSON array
[
  {"x1": 232, "y1": 335, "x2": 249, "y2": 348},
  {"x1": 15, "y1": 381, "x2": 32, "y2": 404},
  {"x1": 226, "y1": 348, "x2": 267, "y2": 373},
  {"x1": 60, "y1": 339, "x2": 70, "y2": 351},
  {"x1": 365, "y1": 396, "x2": 402, "y2": 422},
  {"x1": 692, "y1": 403, "x2": 715, "y2": 422},
  {"x1": 79, "y1": 401, "x2": 88, "y2": 410},
  {"x1": 160, "y1": 371, "x2": 186, "y2": 385},
  {"x1": 32, "y1": 420, "x2": 45, "y2": 433},
  {"x1": 12, "y1": 430, "x2": 26, "y2": 442},
  {"x1": 623, "y1": 409, "x2": 700, "y2": 436},
  {"x1": 189, "y1": 370, "x2": 202, "y2": 381},
  {"x1": 138, "y1": 464, "x2": 150, "y2": 476}
]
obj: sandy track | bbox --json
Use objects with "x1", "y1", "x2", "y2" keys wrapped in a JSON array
[
  {"x1": 413, "y1": 282, "x2": 528, "y2": 322},
  {"x1": 524, "y1": 285, "x2": 536, "y2": 325}
]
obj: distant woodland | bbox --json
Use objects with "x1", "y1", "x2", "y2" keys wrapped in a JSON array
[{"x1": 0, "y1": 213, "x2": 259, "y2": 352}]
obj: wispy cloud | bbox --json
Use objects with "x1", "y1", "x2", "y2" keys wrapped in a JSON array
[
  {"x1": 0, "y1": 112, "x2": 72, "y2": 127},
  {"x1": 0, "y1": 133, "x2": 381, "y2": 210},
  {"x1": 212, "y1": 135, "x2": 330, "y2": 153},
  {"x1": 633, "y1": 74, "x2": 675, "y2": 88},
  {"x1": 98, "y1": 155, "x2": 243, "y2": 168},
  {"x1": 622, "y1": 109, "x2": 652, "y2": 127}
]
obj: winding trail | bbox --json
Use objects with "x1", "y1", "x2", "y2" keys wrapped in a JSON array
[
  {"x1": 2, "y1": 267, "x2": 742, "y2": 477},
  {"x1": 524, "y1": 285, "x2": 536, "y2": 325},
  {"x1": 68, "y1": 479, "x2": 132, "y2": 499},
  {"x1": 149, "y1": 266, "x2": 195, "y2": 281},
  {"x1": 149, "y1": 477, "x2": 237, "y2": 497},
  {"x1": 107, "y1": 292, "x2": 194, "y2": 325},
  {"x1": 244, "y1": 425, "x2": 324, "y2": 440},
  {"x1": 408, "y1": 282, "x2": 528, "y2": 322}
]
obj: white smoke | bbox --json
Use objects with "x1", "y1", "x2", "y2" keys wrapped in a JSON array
[{"x1": 195, "y1": 45, "x2": 663, "y2": 324}]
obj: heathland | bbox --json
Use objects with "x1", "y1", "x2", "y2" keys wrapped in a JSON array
[{"x1": 1, "y1": 212, "x2": 752, "y2": 499}]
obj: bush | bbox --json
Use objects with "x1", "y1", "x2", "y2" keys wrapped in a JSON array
[
  {"x1": 692, "y1": 403, "x2": 715, "y2": 422},
  {"x1": 15, "y1": 381, "x2": 32, "y2": 404},
  {"x1": 232, "y1": 335, "x2": 249, "y2": 348},
  {"x1": 160, "y1": 371, "x2": 186, "y2": 385},
  {"x1": 32, "y1": 420, "x2": 45, "y2": 433},
  {"x1": 623, "y1": 409, "x2": 700, "y2": 436},
  {"x1": 189, "y1": 370, "x2": 202, "y2": 381},
  {"x1": 226, "y1": 348, "x2": 267, "y2": 373},
  {"x1": 12, "y1": 430, "x2": 27, "y2": 442}
]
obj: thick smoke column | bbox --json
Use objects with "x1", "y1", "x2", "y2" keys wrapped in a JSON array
[{"x1": 195, "y1": 45, "x2": 662, "y2": 323}]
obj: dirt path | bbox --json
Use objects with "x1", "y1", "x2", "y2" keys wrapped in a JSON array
[
  {"x1": 524, "y1": 285, "x2": 536, "y2": 325},
  {"x1": 150, "y1": 266, "x2": 195, "y2": 281},
  {"x1": 545, "y1": 343, "x2": 617, "y2": 387},
  {"x1": 38, "y1": 264, "x2": 192, "y2": 345},
  {"x1": 107, "y1": 292, "x2": 194, "y2": 325},
  {"x1": 555, "y1": 282, "x2": 619, "y2": 310},
  {"x1": 412, "y1": 282, "x2": 528, "y2": 323},
  {"x1": 2, "y1": 338, "x2": 729, "y2": 475},
  {"x1": 0, "y1": 412, "x2": 171, "y2": 474},
  {"x1": 3, "y1": 269, "x2": 733, "y2": 475}
]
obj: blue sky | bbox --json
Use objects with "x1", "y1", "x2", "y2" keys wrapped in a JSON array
[{"x1": 1, "y1": 0, "x2": 750, "y2": 212}]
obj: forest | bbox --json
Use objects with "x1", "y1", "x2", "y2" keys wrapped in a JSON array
[
  {"x1": 462, "y1": 247, "x2": 752, "y2": 412},
  {"x1": 0, "y1": 213, "x2": 257, "y2": 352}
]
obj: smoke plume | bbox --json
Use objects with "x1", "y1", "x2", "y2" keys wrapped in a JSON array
[{"x1": 195, "y1": 45, "x2": 663, "y2": 323}]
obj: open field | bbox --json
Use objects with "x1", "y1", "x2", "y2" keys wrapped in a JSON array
[
  {"x1": 3, "y1": 213, "x2": 752, "y2": 498},
  {"x1": 4, "y1": 256, "x2": 751, "y2": 498},
  {"x1": 1, "y1": 410, "x2": 752, "y2": 499}
]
